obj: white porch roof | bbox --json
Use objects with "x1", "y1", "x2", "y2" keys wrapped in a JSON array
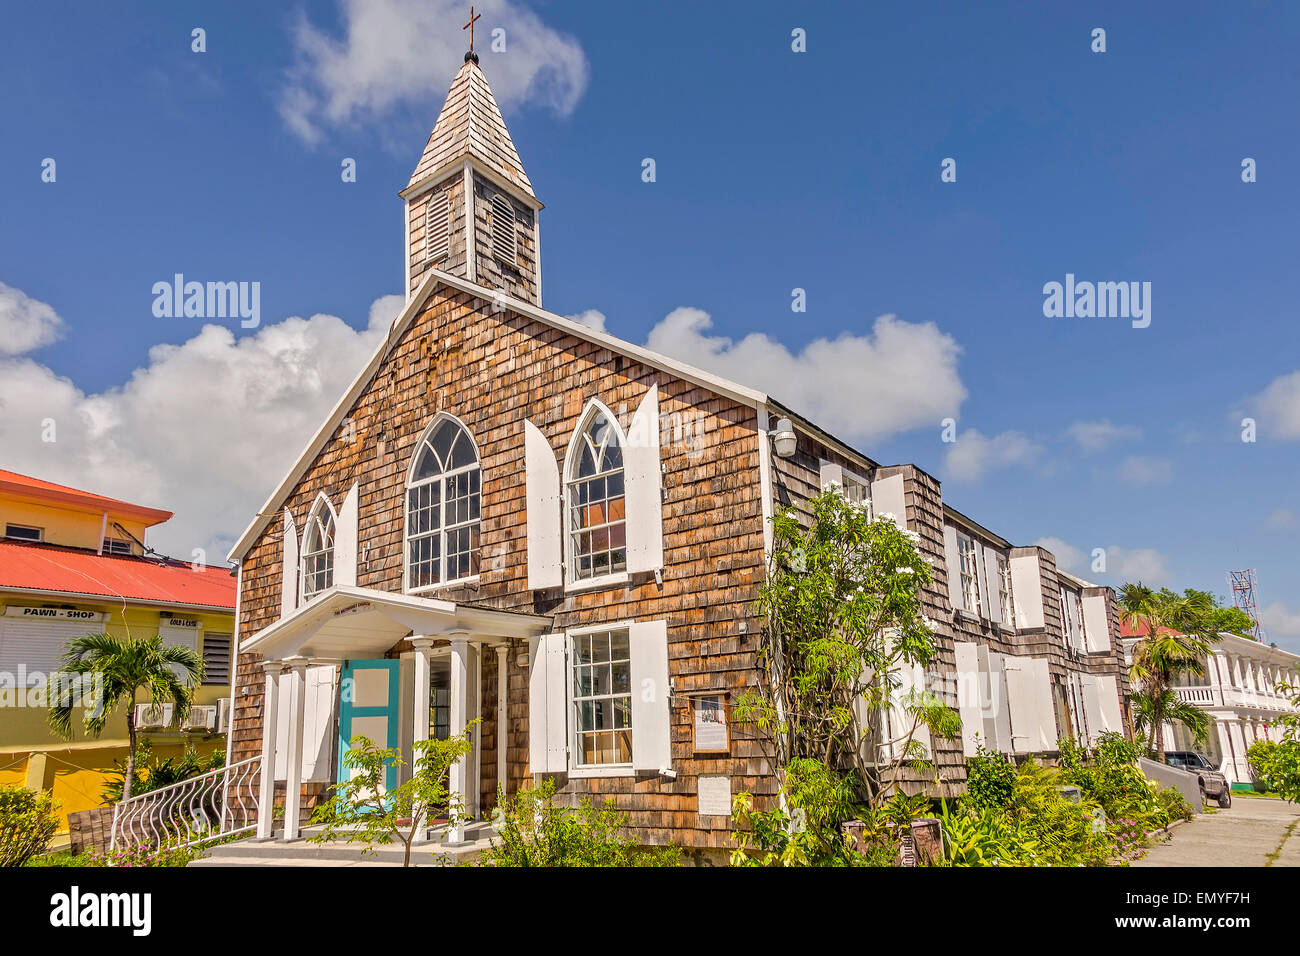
[{"x1": 241, "y1": 585, "x2": 552, "y2": 662}]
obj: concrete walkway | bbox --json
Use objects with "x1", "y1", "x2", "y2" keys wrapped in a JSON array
[{"x1": 1133, "y1": 796, "x2": 1300, "y2": 867}]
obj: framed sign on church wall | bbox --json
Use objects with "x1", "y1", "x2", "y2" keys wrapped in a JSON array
[{"x1": 692, "y1": 693, "x2": 730, "y2": 754}]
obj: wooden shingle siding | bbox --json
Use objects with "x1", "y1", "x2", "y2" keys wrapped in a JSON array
[
  {"x1": 232, "y1": 285, "x2": 773, "y2": 849},
  {"x1": 767, "y1": 433, "x2": 1132, "y2": 794}
]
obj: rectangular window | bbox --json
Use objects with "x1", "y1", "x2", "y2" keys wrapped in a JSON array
[
  {"x1": 996, "y1": 553, "x2": 1015, "y2": 625},
  {"x1": 571, "y1": 628, "x2": 633, "y2": 767},
  {"x1": 957, "y1": 532, "x2": 981, "y2": 616},
  {"x1": 202, "y1": 633, "x2": 231, "y2": 685},
  {"x1": 103, "y1": 537, "x2": 134, "y2": 556},
  {"x1": 842, "y1": 474, "x2": 870, "y2": 511},
  {"x1": 1060, "y1": 588, "x2": 1084, "y2": 650},
  {"x1": 569, "y1": 472, "x2": 627, "y2": 581},
  {"x1": 4, "y1": 524, "x2": 43, "y2": 542}
]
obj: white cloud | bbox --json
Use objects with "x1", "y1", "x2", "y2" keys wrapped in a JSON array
[
  {"x1": 1260, "y1": 602, "x2": 1300, "y2": 653},
  {"x1": 646, "y1": 308, "x2": 966, "y2": 444},
  {"x1": 1065, "y1": 419, "x2": 1141, "y2": 453},
  {"x1": 280, "y1": 0, "x2": 589, "y2": 145},
  {"x1": 1266, "y1": 507, "x2": 1298, "y2": 530},
  {"x1": 1036, "y1": 536, "x2": 1170, "y2": 585},
  {"x1": 1117, "y1": 455, "x2": 1173, "y2": 486},
  {"x1": 565, "y1": 309, "x2": 606, "y2": 332},
  {"x1": 944, "y1": 428, "x2": 1041, "y2": 482},
  {"x1": 1035, "y1": 536, "x2": 1087, "y2": 575},
  {"x1": 0, "y1": 282, "x2": 63, "y2": 355},
  {"x1": 0, "y1": 292, "x2": 403, "y2": 561},
  {"x1": 1245, "y1": 369, "x2": 1300, "y2": 440}
]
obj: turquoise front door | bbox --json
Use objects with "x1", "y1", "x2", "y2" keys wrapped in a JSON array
[{"x1": 337, "y1": 659, "x2": 401, "y2": 793}]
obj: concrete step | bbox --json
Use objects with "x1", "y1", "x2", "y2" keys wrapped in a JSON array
[{"x1": 190, "y1": 828, "x2": 492, "y2": 867}]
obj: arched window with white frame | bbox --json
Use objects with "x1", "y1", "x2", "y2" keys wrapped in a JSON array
[
  {"x1": 406, "y1": 415, "x2": 481, "y2": 589},
  {"x1": 565, "y1": 402, "x2": 627, "y2": 583},
  {"x1": 300, "y1": 495, "x2": 336, "y2": 602}
]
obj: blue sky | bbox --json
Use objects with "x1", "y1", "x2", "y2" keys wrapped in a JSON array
[{"x1": 2, "y1": 1, "x2": 1299, "y2": 647}]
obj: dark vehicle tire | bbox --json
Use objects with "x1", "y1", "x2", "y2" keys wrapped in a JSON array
[
  {"x1": 1199, "y1": 781, "x2": 1207, "y2": 806},
  {"x1": 1218, "y1": 788, "x2": 1232, "y2": 809}
]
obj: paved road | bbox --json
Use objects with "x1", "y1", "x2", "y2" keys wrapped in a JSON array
[{"x1": 1133, "y1": 796, "x2": 1300, "y2": 867}]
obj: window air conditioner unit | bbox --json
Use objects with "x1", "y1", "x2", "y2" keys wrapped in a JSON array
[
  {"x1": 216, "y1": 697, "x2": 232, "y2": 735},
  {"x1": 134, "y1": 702, "x2": 174, "y2": 730},
  {"x1": 183, "y1": 705, "x2": 218, "y2": 734}
]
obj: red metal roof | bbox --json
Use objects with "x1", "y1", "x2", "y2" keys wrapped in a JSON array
[
  {"x1": 0, "y1": 539, "x2": 235, "y2": 611},
  {"x1": 0, "y1": 469, "x2": 173, "y2": 525},
  {"x1": 1118, "y1": 617, "x2": 1177, "y2": 639}
]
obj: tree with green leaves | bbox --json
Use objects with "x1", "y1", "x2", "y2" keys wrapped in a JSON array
[
  {"x1": 309, "y1": 730, "x2": 474, "y2": 866},
  {"x1": 733, "y1": 485, "x2": 959, "y2": 825},
  {"x1": 1118, "y1": 584, "x2": 1255, "y2": 759},
  {"x1": 48, "y1": 632, "x2": 203, "y2": 801}
]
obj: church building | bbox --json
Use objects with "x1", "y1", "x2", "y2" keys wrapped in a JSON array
[{"x1": 224, "y1": 49, "x2": 1131, "y2": 860}]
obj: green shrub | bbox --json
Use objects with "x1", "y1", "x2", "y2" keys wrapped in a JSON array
[
  {"x1": 1059, "y1": 732, "x2": 1168, "y2": 832},
  {"x1": 0, "y1": 786, "x2": 60, "y2": 866},
  {"x1": 101, "y1": 739, "x2": 224, "y2": 804},
  {"x1": 1156, "y1": 786, "x2": 1194, "y2": 823},
  {"x1": 480, "y1": 778, "x2": 679, "y2": 867},
  {"x1": 965, "y1": 745, "x2": 1016, "y2": 811}
]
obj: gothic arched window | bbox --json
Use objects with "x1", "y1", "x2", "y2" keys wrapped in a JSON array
[
  {"x1": 565, "y1": 403, "x2": 627, "y2": 582},
  {"x1": 301, "y1": 495, "x2": 336, "y2": 602},
  {"x1": 406, "y1": 416, "x2": 481, "y2": 589}
]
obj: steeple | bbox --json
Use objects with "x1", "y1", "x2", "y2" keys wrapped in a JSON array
[{"x1": 401, "y1": 54, "x2": 541, "y2": 306}]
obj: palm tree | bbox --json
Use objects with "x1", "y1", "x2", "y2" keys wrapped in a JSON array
[
  {"x1": 1130, "y1": 688, "x2": 1210, "y2": 751},
  {"x1": 49, "y1": 632, "x2": 202, "y2": 801},
  {"x1": 1118, "y1": 584, "x2": 1214, "y2": 759}
]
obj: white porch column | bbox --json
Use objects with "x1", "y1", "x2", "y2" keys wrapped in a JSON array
[
  {"x1": 282, "y1": 656, "x2": 310, "y2": 842},
  {"x1": 496, "y1": 644, "x2": 508, "y2": 804},
  {"x1": 1214, "y1": 719, "x2": 1235, "y2": 782},
  {"x1": 448, "y1": 632, "x2": 469, "y2": 843},
  {"x1": 256, "y1": 661, "x2": 282, "y2": 840},
  {"x1": 410, "y1": 636, "x2": 436, "y2": 844}
]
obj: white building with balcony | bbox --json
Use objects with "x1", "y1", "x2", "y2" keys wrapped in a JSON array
[{"x1": 1122, "y1": 622, "x2": 1300, "y2": 788}]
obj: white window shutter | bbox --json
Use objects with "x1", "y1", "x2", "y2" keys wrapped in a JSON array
[
  {"x1": 1095, "y1": 675, "x2": 1123, "y2": 737},
  {"x1": 334, "y1": 483, "x2": 359, "y2": 588},
  {"x1": 942, "y1": 524, "x2": 963, "y2": 610},
  {"x1": 974, "y1": 541, "x2": 991, "y2": 620},
  {"x1": 953, "y1": 641, "x2": 983, "y2": 757},
  {"x1": 1079, "y1": 675, "x2": 1102, "y2": 745},
  {"x1": 1081, "y1": 594, "x2": 1110, "y2": 652},
  {"x1": 625, "y1": 385, "x2": 664, "y2": 574},
  {"x1": 630, "y1": 619, "x2": 671, "y2": 772},
  {"x1": 1004, "y1": 656, "x2": 1056, "y2": 754},
  {"x1": 528, "y1": 634, "x2": 568, "y2": 774},
  {"x1": 301, "y1": 665, "x2": 337, "y2": 781},
  {"x1": 818, "y1": 460, "x2": 844, "y2": 490},
  {"x1": 983, "y1": 549, "x2": 1003, "y2": 625},
  {"x1": 281, "y1": 508, "x2": 298, "y2": 618},
  {"x1": 273, "y1": 668, "x2": 295, "y2": 781},
  {"x1": 986, "y1": 652, "x2": 1014, "y2": 753},
  {"x1": 869, "y1": 473, "x2": 906, "y2": 529},
  {"x1": 1030, "y1": 658, "x2": 1058, "y2": 752},
  {"x1": 524, "y1": 420, "x2": 562, "y2": 589},
  {"x1": 1009, "y1": 554, "x2": 1044, "y2": 628}
]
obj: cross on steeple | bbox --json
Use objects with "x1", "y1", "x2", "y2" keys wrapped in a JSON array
[{"x1": 463, "y1": 5, "x2": 481, "y2": 53}]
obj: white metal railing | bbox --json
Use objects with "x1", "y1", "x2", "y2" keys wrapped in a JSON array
[{"x1": 110, "y1": 755, "x2": 261, "y2": 852}]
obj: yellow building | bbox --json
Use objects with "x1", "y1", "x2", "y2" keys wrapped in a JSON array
[{"x1": 0, "y1": 470, "x2": 235, "y2": 837}]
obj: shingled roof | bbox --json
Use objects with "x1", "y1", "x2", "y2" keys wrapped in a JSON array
[{"x1": 406, "y1": 56, "x2": 536, "y2": 201}]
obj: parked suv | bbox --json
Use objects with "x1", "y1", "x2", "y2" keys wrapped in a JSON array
[{"x1": 1165, "y1": 751, "x2": 1232, "y2": 808}]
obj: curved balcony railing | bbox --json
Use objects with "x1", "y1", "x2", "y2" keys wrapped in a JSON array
[{"x1": 110, "y1": 755, "x2": 260, "y2": 852}]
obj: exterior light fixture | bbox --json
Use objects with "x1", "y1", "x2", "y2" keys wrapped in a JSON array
[{"x1": 772, "y1": 418, "x2": 797, "y2": 458}]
